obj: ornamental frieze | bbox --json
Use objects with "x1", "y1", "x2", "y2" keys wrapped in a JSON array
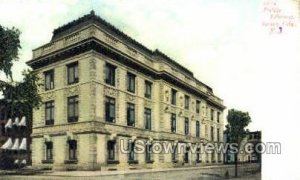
[
  {"x1": 144, "y1": 100, "x2": 152, "y2": 108},
  {"x1": 42, "y1": 91, "x2": 55, "y2": 101},
  {"x1": 104, "y1": 87, "x2": 118, "y2": 97},
  {"x1": 66, "y1": 85, "x2": 80, "y2": 96},
  {"x1": 126, "y1": 94, "x2": 135, "y2": 102}
]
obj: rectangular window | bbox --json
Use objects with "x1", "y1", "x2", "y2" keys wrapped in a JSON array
[
  {"x1": 105, "y1": 63, "x2": 116, "y2": 86},
  {"x1": 45, "y1": 142, "x2": 53, "y2": 160},
  {"x1": 196, "y1": 100, "x2": 200, "y2": 114},
  {"x1": 171, "y1": 113, "x2": 176, "y2": 133},
  {"x1": 127, "y1": 72, "x2": 136, "y2": 93},
  {"x1": 145, "y1": 144, "x2": 152, "y2": 162},
  {"x1": 67, "y1": 62, "x2": 79, "y2": 84},
  {"x1": 185, "y1": 95, "x2": 190, "y2": 110},
  {"x1": 128, "y1": 142, "x2": 135, "y2": 161},
  {"x1": 184, "y1": 147, "x2": 189, "y2": 163},
  {"x1": 211, "y1": 126, "x2": 214, "y2": 141},
  {"x1": 45, "y1": 101, "x2": 54, "y2": 125},
  {"x1": 217, "y1": 112, "x2": 220, "y2": 123},
  {"x1": 144, "y1": 80, "x2": 152, "y2": 99},
  {"x1": 217, "y1": 128, "x2": 220, "y2": 142},
  {"x1": 68, "y1": 96, "x2": 79, "y2": 122},
  {"x1": 196, "y1": 121, "x2": 200, "y2": 137},
  {"x1": 211, "y1": 109, "x2": 214, "y2": 121},
  {"x1": 107, "y1": 141, "x2": 115, "y2": 160},
  {"x1": 105, "y1": 96, "x2": 115, "y2": 123},
  {"x1": 144, "y1": 108, "x2": 151, "y2": 130},
  {"x1": 44, "y1": 70, "x2": 54, "y2": 90},
  {"x1": 127, "y1": 103, "x2": 135, "y2": 126},
  {"x1": 68, "y1": 140, "x2": 77, "y2": 160},
  {"x1": 171, "y1": 89, "x2": 177, "y2": 105},
  {"x1": 185, "y1": 118, "x2": 189, "y2": 135},
  {"x1": 172, "y1": 145, "x2": 177, "y2": 162}
]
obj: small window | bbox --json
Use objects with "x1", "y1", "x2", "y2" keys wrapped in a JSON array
[
  {"x1": 45, "y1": 142, "x2": 53, "y2": 160},
  {"x1": 68, "y1": 140, "x2": 77, "y2": 160},
  {"x1": 144, "y1": 108, "x2": 151, "y2": 130},
  {"x1": 171, "y1": 113, "x2": 176, "y2": 133},
  {"x1": 105, "y1": 96, "x2": 116, "y2": 123},
  {"x1": 211, "y1": 109, "x2": 214, "y2": 121},
  {"x1": 196, "y1": 100, "x2": 200, "y2": 114},
  {"x1": 184, "y1": 118, "x2": 189, "y2": 135},
  {"x1": 68, "y1": 96, "x2": 79, "y2": 122},
  {"x1": 185, "y1": 95, "x2": 190, "y2": 110},
  {"x1": 196, "y1": 121, "x2": 200, "y2": 137},
  {"x1": 211, "y1": 126, "x2": 214, "y2": 141},
  {"x1": 217, "y1": 128, "x2": 220, "y2": 142},
  {"x1": 107, "y1": 141, "x2": 116, "y2": 160},
  {"x1": 128, "y1": 142, "x2": 135, "y2": 161},
  {"x1": 45, "y1": 101, "x2": 54, "y2": 125},
  {"x1": 184, "y1": 146, "x2": 189, "y2": 163},
  {"x1": 127, "y1": 72, "x2": 136, "y2": 93},
  {"x1": 67, "y1": 62, "x2": 79, "y2": 84},
  {"x1": 217, "y1": 112, "x2": 220, "y2": 122},
  {"x1": 44, "y1": 70, "x2": 54, "y2": 90},
  {"x1": 127, "y1": 103, "x2": 135, "y2": 126},
  {"x1": 171, "y1": 89, "x2": 177, "y2": 105},
  {"x1": 172, "y1": 145, "x2": 177, "y2": 162},
  {"x1": 145, "y1": 144, "x2": 152, "y2": 162},
  {"x1": 145, "y1": 81, "x2": 152, "y2": 99},
  {"x1": 105, "y1": 63, "x2": 116, "y2": 86}
]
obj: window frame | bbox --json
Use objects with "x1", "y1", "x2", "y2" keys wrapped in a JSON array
[
  {"x1": 144, "y1": 108, "x2": 151, "y2": 130},
  {"x1": 67, "y1": 62, "x2": 79, "y2": 85},
  {"x1": 171, "y1": 113, "x2": 176, "y2": 133},
  {"x1": 171, "y1": 89, "x2": 177, "y2": 105},
  {"x1": 184, "y1": 117, "x2": 189, "y2": 135},
  {"x1": 127, "y1": 103, "x2": 135, "y2": 126},
  {"x1": 127, "y1": 72, "x2": 136, "y2": 93},
  {"x1": 45, "y1": 142, "x2": 53, "y2": 160},
  {"x1": 68, "y1": 140, "x2": 77, "y2": 160},
  {"x1": 144, "y1": 80, "x2": 152, "y2": 99},
  {"x1": 44, "y1": 70, "x2": 54, "y2": 90},
  {"x1": 67, "y1": 96, "x2": 79, "y2": 123},
  {"x1": 196, "y1": 100, "x2": 200, "y2": 114},
  {"x1": 105, "y1": 63, "x2": 116, "y2": 86},
  {"x1": 196, "y1": 121, "x2": 200, "y2": 137},
  {"x1": 184, "y1": 95, "x2": 190, "y2": 110},
  {"x1": 107, "y1": 141, "x2": 116, "y2": 161},
  {"x1": 105, "y1": 96, "x2": 116, "y2": 123},
  {"x1": 45, "y1": 100, "x2": 55, "y2": 125}
]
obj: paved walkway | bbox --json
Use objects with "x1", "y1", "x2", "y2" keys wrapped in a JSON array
[{"x1": 0, "y1": 164, "x2": 261, "y2": 180}]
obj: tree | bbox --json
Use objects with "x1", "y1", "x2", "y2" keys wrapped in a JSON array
[
  {"x1": 0, "y1": 25, "x2": 41, "y2": 168},
  {"x1": 225, "y1": 109, "x2": 251, "y2": 177},
  {"x1": 0, "y1": 25, "x2": 21, "y2": 81}
]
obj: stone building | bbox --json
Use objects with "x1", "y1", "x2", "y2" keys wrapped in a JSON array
[
  {"x1": 27, "y1": 11, "x2": 225, "y2": 171},
  {"x1": 224, "y1": 131, "x2": 261, "y2": 164}
]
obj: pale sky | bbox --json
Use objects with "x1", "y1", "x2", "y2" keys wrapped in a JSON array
[{"x1": 0, "y1": 1, "x2": 300, "y2": 178}]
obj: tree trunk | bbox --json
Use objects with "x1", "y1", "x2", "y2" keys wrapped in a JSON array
[{"x1": 235, "y1": 152, "x2": 238, "y2": 177}]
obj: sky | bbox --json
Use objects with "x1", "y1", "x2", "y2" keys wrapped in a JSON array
[{"x1": 0, "y1": 0, "x2": 300, "y2": 178}]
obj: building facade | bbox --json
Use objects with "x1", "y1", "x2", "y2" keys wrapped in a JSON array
[
  {"x1": 224, "y1": 131, "x2": 261, "y2": 164},
  {"x1": 27, "y1": 11, "x2": 225, "y2": 171}
]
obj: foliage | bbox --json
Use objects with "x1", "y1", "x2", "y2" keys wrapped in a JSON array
[
  {"x1": 0, "y1": 25, "x2": 21, "y2": 80},
  {"x1": 225, "y1": 109, "x2": 251, "y2": 145}
]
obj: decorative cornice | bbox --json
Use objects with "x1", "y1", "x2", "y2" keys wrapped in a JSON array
[{"x1": 27, "y1": 38, "x2": 225, "y2": 110}]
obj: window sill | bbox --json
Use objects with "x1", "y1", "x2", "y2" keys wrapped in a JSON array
[
  {"x1": 107, "y1": 160, "x2": 119, "y2": 164},
  {"x1": 128, "y1": 160, "x2": 138, "y2": 164},
  {"x1": 146, "y1": 160, "x2": 154, "y2": 164},
  {"x1": 41, "y1": 159, "x2": 54, "y2": 164},
  {"x1": 64, "y1": 159, "x2": 78, "y2": 164}
]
